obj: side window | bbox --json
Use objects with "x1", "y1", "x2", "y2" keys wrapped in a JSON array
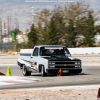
[{"x1": 33, "y1": 48, "x2": 39, "y2": 56}]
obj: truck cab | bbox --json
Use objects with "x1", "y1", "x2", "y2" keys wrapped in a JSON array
[{"x1": 18, "y1": 45, "x2": 82, "y2": 76}]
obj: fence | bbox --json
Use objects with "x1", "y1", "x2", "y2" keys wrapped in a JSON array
[
  {"x1": 0, "y1": 42, "x2": 17, "y2": 51},
  {"x1": 68, "y1": 47, "x2": 100, "y2": 54},
  {"x1": 0, "y1": 43, "x2": 100, "y2": 54}
]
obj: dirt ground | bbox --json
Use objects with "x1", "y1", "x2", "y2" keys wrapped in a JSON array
[{"x1": 0, "y1": 86, "x2": 100, "y2": 100}]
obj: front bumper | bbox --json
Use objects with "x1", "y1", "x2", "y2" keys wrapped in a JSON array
[{"x1": 46, "y1": 68, "x2": 82, "y2": 74}]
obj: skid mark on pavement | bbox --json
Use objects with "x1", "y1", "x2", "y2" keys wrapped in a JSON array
[{"x1": 0, "y1": 76, "x2": 41, "y2": 86}]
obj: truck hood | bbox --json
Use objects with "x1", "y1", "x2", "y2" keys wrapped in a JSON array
[{"x1": 41, "y1": 55, "x2": 81, "y2": 61}]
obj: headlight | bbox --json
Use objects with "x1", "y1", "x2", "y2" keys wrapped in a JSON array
[
  {"x1": 75, "y1": 66, "x2": 80, "y2": 68},
  {"x1": 49, "y1": 62, "x2": 52, "y2": 64},
  {"x1": 52, "y1": 62, "x2": 55, "y2": 64},
  {"x1": 49, "y1": 62, "x2": 55, "y2": 65},
  {"x1": 49, "y1": 62, "x2": 55, "y2": 68},
  {"x1": 75, "y1": 62, "x2": 78, "y2": 64},
  {"x1": 78, "y1": 62, "x2": 81, "y2": 64},
  {"x1": 75, "y1": 62, "x2": 81, "y2": 64}
]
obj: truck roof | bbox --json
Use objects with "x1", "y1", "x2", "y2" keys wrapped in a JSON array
[
  {"x1": 35, "y1": 45, "x2": 66, "y2": 48},
  {"x1": 20, "y1": 45, "x2": 66, "y2": 54}
]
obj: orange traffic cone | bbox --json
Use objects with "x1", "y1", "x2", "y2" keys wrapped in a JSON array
[
  {"x1": 57, "y1": 69, "x2": 62, "y2": 76},
  {"x1": 97, "y1": 88, "x2": 100, "y2": 98}
]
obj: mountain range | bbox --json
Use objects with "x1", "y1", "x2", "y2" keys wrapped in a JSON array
[{"x1": 0, "y1": 0, "x2": 99, "y2": 32}]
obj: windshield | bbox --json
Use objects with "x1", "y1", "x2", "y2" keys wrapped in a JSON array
[{"x1": 40, "y1": 47, "x2": 70, "y2": 56}]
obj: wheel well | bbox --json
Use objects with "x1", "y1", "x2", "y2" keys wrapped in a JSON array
[
  {"x1": 39, "y1": 65, "x2": 44, "y2": 73},
  {"x1": 20, "y1": 64, "x2": 23, "y2": 69}
]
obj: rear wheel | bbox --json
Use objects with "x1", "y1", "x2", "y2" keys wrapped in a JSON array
[
  {"x1": 22, "y1": 65, "x2": 31, "y2": 76},
  {"x1": 41, "y1": 66, "x2": 47, "y2": 77}
]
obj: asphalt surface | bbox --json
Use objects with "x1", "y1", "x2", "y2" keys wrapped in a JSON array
[
  {"x1": 0, "y1": 65, "x2": 100, "y2": 90},
  {"x1": 0, "y1": 54, "x2": 19, "y2": 59}
]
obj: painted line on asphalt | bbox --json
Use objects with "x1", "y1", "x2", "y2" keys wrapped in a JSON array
[{"x1": 0, "y1": 76, "x2": 41, "y2": 86}]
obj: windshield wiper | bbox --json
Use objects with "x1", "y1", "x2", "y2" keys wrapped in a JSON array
[
  {"x1": 51, "y1": 55, "x2": 64, "y2": 57},
  {"x1": 51, "y1": 55, "x2": 56, "y2": 57}
]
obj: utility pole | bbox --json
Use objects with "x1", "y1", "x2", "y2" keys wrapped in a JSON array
[
  {"x1": 0, "y1": 18, "x2": 2, "y2": 50},
  {"x1": 4, "y1": 20, "x2": 6, "y2": 37},
  {"x1": 9, "y1": 16, "x2": 11, "y2": 36},
  {"x1": 7, "y1": 16, "x2": 9, "y2": 43},
  {"x1": 16, "y1": 18, "x2": 19, "y2": 30},
  {"x1": 31, "y1": 6, "x2": 36, "y2": 24},
  {"x1": 12, "y1": 10, "x2": 16, "y2": 30},
  {"x1": 4, "y1": 20, "x2": 7, "y2": 51}
]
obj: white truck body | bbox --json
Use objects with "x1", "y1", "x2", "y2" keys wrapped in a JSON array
[{"x1": 17, "y1": 45, "x2": 82, "y2": 76}]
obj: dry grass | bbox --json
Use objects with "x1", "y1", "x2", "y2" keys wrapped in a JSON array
[
  {"x1": 7, "y1": 51, "x2": 14, "y2": 55},
  {"x1": 0, "y1": 50, "x2": 17, "y2": 55}
]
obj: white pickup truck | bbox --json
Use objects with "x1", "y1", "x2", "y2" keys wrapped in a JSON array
[{"x1": 17, "y1": 45, "x2": 82, "y2": 76}]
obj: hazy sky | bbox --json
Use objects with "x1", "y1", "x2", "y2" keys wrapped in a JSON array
[{"x1": 0, "y1": 0, "x2": 99, "y2": 32}]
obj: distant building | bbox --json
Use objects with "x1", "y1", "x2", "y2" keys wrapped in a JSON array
[
  {"x1": 16, "y1": 35, "x2": 28, "y2": 43},
  {"x1": 94, "y1": 35, "x2": 100, "y2": 46},
  {"x1": 2, "y1": 37, "x2": 12, "y2": 43}
]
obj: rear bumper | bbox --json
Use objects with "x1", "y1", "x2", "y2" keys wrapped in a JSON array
[{"x1": 46, "y1": 68, "x2": 82, "y2": 74}]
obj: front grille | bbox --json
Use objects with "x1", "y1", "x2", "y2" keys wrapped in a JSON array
[
  {"x1": 55, "y1": 62, "x2": 74, "y2": 64},
  {"x1": 55, "y1": 66, "x2": 75, "y2": 68},
  {"x1": 49, "y1": 61, "x2": 77, "y2": 68},
  {"x1": 55, "y1": 62, "x2": 75, "y2": 68}
]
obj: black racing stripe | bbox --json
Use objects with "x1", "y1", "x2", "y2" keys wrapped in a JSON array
[{"x1": 20, "y1": 53, "x2": 31, "y2": 56}]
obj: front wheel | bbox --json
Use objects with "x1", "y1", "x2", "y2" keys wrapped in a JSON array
[
  {"x1": 75, "y1": 73, "x2": 80, "y2": 75},
  {"x1": 22, "y1": 65, "x2": 31, "y2": 76},
  {"x1": 41, "y1": 66, "x2": 47, "y2": 77}
]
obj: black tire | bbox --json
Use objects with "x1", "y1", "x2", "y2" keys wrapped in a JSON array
[
  {"x1": 41, "y1": 66, "x2": 47, "y2": 77},
  {"x1": 74, "y1": 73, "x2": 80, "y2": 75},
  {"x1": 22, "y1": 65, "x2": 31, "y2": 76}
]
